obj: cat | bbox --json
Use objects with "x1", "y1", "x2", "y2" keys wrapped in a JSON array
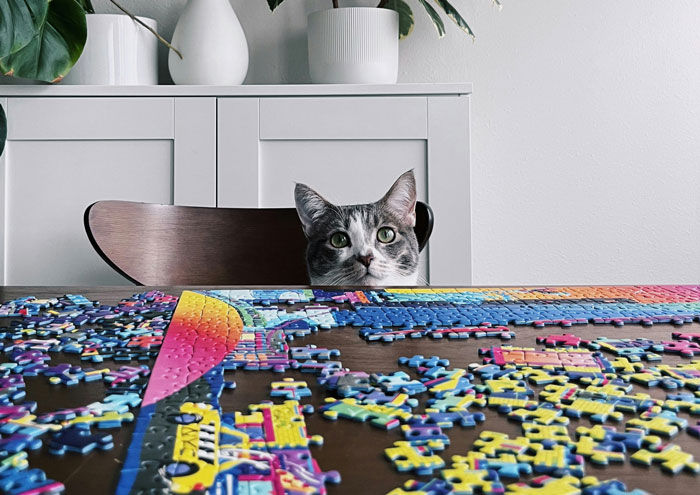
[{"x1": 294, "y1": 170, "x2": 421, "y2": 286}]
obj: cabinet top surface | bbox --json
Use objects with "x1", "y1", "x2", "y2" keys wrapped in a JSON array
[{"x1": 0, "y1": 82, "x2": 471, "y2": 97}]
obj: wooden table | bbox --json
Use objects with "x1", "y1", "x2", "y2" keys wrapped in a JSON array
[{"x1": 2, "y1": 286, "x2": 698, "y2": 495}]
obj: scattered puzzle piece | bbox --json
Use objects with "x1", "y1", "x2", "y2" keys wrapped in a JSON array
[{"x1": 385, "y1": 441, "x2": 445, "y2": 475}]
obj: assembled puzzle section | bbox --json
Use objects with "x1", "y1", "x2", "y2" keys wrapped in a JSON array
[{"x1": 118, "y1": 290, "x2": 340, "y2": 495}]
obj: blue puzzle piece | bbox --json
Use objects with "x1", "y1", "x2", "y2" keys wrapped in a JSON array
[
  {"x1": 583, "y1": 478, "x2": 650, "y2": 495},
  {"x1": 418, "y1": 410, "x2": 486, "y2": 429},
  {"x1": 398, "y1": 355, "x2": 450, "y2": 369},
  {"x1": 87, "y1": 393, "x2": 141, "y2": 415},
  {"x1": 371, "y1": 371, "x2": 427, "y2": 395},
  {"x1": 0, "y1": 434, "x2": 42, "y2": 453},
  {"x1": 0, "y1": 468, "x2": 64, "y2": 495},
  {"x1": 49, "y1": 427, "x2": 114, "y2": 455}
]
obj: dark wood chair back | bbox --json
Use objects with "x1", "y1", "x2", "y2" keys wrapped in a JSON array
[{"x1": 84, "y1": 200, "x2": 434, "y2": 285}]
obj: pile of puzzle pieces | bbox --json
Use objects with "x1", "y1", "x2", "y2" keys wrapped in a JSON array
[
  {"x1": 0, "y1": 291, "x2": 177, "y2": 495},
  {"x1": 5, "y1": 286, "x2": 700, "y2": 494}
]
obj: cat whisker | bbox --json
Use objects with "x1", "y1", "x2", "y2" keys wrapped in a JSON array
[{"x1": 415, "y1": 273, "x2": 430, "y2": 286}]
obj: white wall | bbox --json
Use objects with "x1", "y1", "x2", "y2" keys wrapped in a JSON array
[{"x1": 95, "y1": 0, "x2": 700, "y2": 286}]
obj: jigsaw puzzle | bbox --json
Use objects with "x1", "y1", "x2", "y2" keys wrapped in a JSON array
[{"x1": 2, "y1": 286, "x2": 700, "y2": 495}]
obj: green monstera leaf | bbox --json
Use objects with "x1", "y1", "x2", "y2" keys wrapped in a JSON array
[
  {"x1": 76, "y1": 0, "x2": 93, "y2": 13},
  {"x1": 417, "y1": 0, "x2": 445, "y2": 37},
  {"x1": 379, "y1": 0, "x2": 414, "y2": 39},
  {"x1": 267, "y1": 0, "x2": 286, "y2": 11},
  {"x1": 432, "y1": 0, "x2": 474, "y2": 39},
  {"x1": 0, "y1": 0, "x2": 87, "y2": 82},
  {"x1": 0, "y1": 103, "x2": 6, "y2": 158},
  {"x1": 0, "y1": 0, "x2": 48, "y2": 59}
]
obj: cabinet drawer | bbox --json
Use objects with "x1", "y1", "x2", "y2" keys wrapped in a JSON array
[
  {"x1": 259, "y1": 97, "x2": 427, "y2": 140},
  {"x1": 8, "y1": 98, "x2": 173, "y2": 140}
]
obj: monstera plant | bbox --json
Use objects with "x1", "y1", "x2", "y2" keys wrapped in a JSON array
[
  {"x1": 0, "y1": 0, "x2": 87, "y2": 156},
  {"x1": 267, "y1": 0, "x2": 501, "y2": 39},
  {"x1": 0, "y1": 0, "x2": 180, "y2": 156},
  {"x1": 0, "y1": 0, "x2": 88, "y2": 82}
]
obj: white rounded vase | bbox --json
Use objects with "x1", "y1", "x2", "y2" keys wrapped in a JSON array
[
  {"x1": 169, "y1": 0, "x2": 249, "y2": 85},
  {"x1": 307, "y1": 7, "x2": 399, "y2": 84},
  {"x1": 63, "y1": 14, "x2": 158, "y2": 85}
]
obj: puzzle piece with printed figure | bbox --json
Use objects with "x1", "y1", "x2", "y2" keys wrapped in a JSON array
[
  {"x1": 517, "y1": 442, "x2": 586, "y2": 478},
  {"x1": 426, "y1": 393, "x2": 486, "y2": 413},
  {"x1": 385, "y1": 441, "x2": 446, "y2": 475},
  {"x1": 473, "y1": 431, "x2": 539, "y2": 457},
  {"x1": 575, "y1": 424, "x2": 662, "y2": 451},
  {"x1": 587, "y1": 338, "x2": 663, "y2": 362},
  {"x1": 319, "y1": 397, "x2": 412, "y2": 430},
  {"x1": 487, "y1": 392, "x2": 539, "y2": 414},
  {"x1": 452, "y1": 450, "x2": 532, "y2": 479},
  {"x1": 516, "y1": 367, "x2": 569, "y2": 386},
  {"x1": 270, "y1": 377, "x2": 312, "y2": 400},
  {"x1": 629, "y1": 369, "x2": 683, "y2": 389},
  {"x1": 627, "y1": 409, "x2": 687, "y2": 437},
  {"x1": 387, "y1": 478, "x2": 455, "y2": 495},
  {"x1": 521, "y1": 423, "x2": 571, "y2": 444},
  {"x1": 660, "y1": 392, "x2": 700, "y2": 415},
  {"x1": 422, "y1": 368, "x2": 475, "y2": 398},
  {"x1": 401, "y1": 423, "x2": 450, "y2": 450},
  {"x1": 440, "y1": 467, "x2": 506, "y2": 495},
  {"x1": 560, "y1": 398, "x2": 624, "y2": 424},
  {"x1": 568, "y1": 435, "x2": 626, "y2": 465},
  {"x1": 508, "y1": 404, "x2": 570, "y2": 426},
  {"x1": 477, "y1": 378, "x2": 534, "y2": 396},
  {"x1": 631, "y1": 444, "x2": 700, "y2": 474},
  {"x1": 505, "y1": 475, "x2": 581, "y2": 495}
]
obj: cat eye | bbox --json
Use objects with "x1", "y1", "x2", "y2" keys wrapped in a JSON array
[
  {"x1": 377, "y1": 227, "x2": 396, "y2": 244},
  {"x1": 330, "y1": 232, "x2": 350, "y2": 248}
]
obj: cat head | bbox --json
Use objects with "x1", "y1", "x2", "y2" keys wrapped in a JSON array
[{"x1": 294, "y1": 170, "x2": 420, "y2": 286}]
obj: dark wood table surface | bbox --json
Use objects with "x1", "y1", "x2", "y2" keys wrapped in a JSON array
[{"x1": 3, "y1": 286, "x2": 699, "y2": 495}]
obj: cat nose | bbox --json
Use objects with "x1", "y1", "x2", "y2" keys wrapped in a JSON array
[{"x1": 357, "y1": 254, "x2": 374, "y2": 267}]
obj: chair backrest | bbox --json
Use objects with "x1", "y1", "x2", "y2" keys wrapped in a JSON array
[{"x1": 85, "y1": 200, "x2": 434, "y2": 285}]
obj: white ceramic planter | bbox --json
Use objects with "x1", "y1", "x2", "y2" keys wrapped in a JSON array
[
  {"x1": 307, "y1": 7, "x2": 399, "y2": 84},
  {"x1": 168, "y1": 0, "x2": 249, "y2": 85},
  {"x1": 63, "y1": 14, "x2": 158, "y2": 85}
]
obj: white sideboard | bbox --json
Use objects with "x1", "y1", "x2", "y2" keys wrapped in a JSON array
[{"x1": 0, "y1": 83, "x2": 471, "y2": 285}]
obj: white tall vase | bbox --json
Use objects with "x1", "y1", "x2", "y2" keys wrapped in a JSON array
[
  {"x1": 63, "y1": 14, "x2": 158, "y2": 85},
  {"x1": 168, "y1": 0, "x2": 249, "y2": 85},
  {"x1": 307, "y1": 7, "x2": 399, "y2": 84}
]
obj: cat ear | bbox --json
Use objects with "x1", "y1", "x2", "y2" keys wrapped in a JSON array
[
  {"x1": 381, "y1": 170, "x2": 417, "y2": 226},
  {"x1": 295, "y1": 183, "x2": 331, "y2": 236}
]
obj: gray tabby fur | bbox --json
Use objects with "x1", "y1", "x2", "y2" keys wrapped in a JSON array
[{"x1": 294, "y1": 170, "x2": 420, "y2": 286}]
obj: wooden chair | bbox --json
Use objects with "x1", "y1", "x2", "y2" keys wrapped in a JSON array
[{"x1": 84, "y1": 200, "x2": 434, "y2": 285}]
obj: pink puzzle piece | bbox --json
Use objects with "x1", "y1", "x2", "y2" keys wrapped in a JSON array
[
  {"x1": 672, "y1": 331, "x2": 700, "y2": 343},
  {"x1": 535, "y1": 334, "x2": 590, "y2": 348},
  {"x1": 662, "y1": 340, "x2": 700, "y2": 357}
]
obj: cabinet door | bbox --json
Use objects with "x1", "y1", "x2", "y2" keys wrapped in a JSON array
[
  {"x1": 0, "y1": 97, "x2": 216, "y2": 285},
  {"x1": 217, "y1": 96, "x2": 471, "y2": 285}
]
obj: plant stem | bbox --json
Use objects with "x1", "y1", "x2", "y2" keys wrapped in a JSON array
[
  {"x1": 377, "y1": 0, "x2": 388, "y2": 7},
  {"x1": 333, "y1": 0, "x2": 339, "y2": 7},
  {"x1": 108, "y1": 0, "x2": 183, "y2": 59}
]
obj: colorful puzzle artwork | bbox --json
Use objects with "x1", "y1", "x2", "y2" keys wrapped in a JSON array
[{"x1": 4, "y1": 286, "x2": 700, "y2": 495}]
